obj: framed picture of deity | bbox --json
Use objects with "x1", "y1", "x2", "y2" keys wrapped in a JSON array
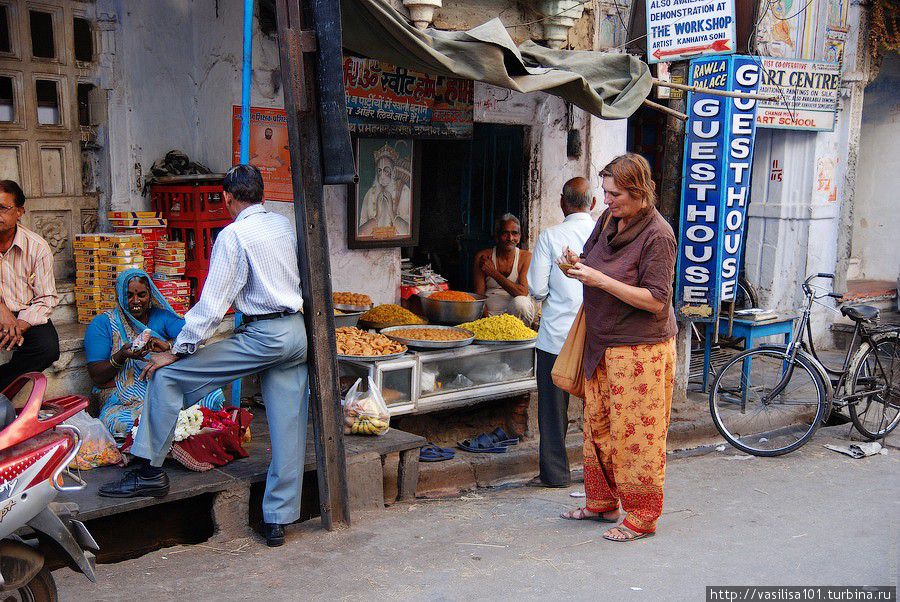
[{"x1": 348, "y1": 137, "x2": 420, "y2": 249}]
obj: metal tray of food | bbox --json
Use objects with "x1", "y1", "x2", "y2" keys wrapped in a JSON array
[
  {"x1": 358, "y1": 319, "x2": 425, "y2": 331},
  {"x1": 473, "y1": 338, "x2": 537, "y2": 346},
  {"x1": 334, "y1": 302, "x2": 373, "y2": 313},
  {"x1": 337, "y1": 350, "x2": 407, "y2": 363},
  {"x1": 381, "y1": 325, "x2": 475, "y2": 349},
  {"x1": 333, "y1": 310, "x2": 364, "y2": 329}
]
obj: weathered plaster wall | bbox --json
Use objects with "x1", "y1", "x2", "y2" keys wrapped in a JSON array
[
  {"x1": 102, "y1": 0, "x2": 620, "y2": 304},
  {"x1": 848, "y1": 54, "x2": 900, "y2": 282}
]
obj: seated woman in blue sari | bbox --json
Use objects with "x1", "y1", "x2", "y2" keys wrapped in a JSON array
[{"x1": 84, "y1": 268, "x2": 225, "y2": 438}]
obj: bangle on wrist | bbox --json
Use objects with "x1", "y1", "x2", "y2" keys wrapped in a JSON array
[{"x1": 110, "y1": 354, "x2": 123, "y2": 369}]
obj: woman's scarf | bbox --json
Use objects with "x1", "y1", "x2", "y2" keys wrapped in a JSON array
[{"x1": 110, "y1": 268, "x2": 176, "y2": 344}]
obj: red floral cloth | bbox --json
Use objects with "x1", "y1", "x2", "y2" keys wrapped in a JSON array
[{"x1": 121, "y1": 407, "x2": 253, "y2": 472}]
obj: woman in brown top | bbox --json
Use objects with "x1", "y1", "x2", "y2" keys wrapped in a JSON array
[{"x1": 560, "y1": 153, "x2": 678, "y2": 542}]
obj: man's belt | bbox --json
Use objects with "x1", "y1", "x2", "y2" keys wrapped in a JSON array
[{"x1": 242, "y1": 311, "x2": 297, "y2": 324}]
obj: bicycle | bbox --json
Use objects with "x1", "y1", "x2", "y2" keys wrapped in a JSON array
[{"x1": 709, "y1": 273, "x2": 900, "y2": 456}]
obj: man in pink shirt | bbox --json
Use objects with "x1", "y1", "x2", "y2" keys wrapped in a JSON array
[{"x1": 0, "y1": 180, "x2": 60, "y2": 391}]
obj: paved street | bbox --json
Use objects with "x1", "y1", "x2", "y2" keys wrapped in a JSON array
[{"x1": 58, "y1": 425, "x2": 898, "y2": 601}]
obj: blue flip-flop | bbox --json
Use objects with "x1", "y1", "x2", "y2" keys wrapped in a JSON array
[
  {"x1": 488, "y1": 427, "x2": 519, "y2": 447},
  {"x1": 420, "y1": 443, "x2": 455, "y2": 462},
  {"x1": 458, "y1": 433, "x2": 508, "y2": 454}
]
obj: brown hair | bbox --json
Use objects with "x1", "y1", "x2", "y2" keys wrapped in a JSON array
[{"x1": 599, "y1": 153, "x2": 656, "y2": 207}]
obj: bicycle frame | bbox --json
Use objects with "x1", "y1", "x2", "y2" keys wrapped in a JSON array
[{"x1": 765, "y1": 274, "x2": 891, "y2": 409}]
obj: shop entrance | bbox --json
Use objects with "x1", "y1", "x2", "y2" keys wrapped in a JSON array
[{"x1": 414, "y1": 123, "x2": 527, "y2": 292}]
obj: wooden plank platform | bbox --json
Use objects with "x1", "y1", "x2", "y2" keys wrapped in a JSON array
[{"x1": 59, "y1": 408, "x2": 425, "y2": 522}]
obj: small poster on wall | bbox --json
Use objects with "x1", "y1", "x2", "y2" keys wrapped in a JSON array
[
  {"x1": 348, "y1": 138, "x2": 419, "y2": 249},
  {"x1": 231, "y1": 106, "x2": 293, "y2": 202}
]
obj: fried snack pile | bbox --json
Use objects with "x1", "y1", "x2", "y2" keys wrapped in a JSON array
[
  {"x1": 360, "y1": 304, "x2": 426, "y2": 325},
  {"x1": 388, "y1": 327, "x2": 472, "y2": 341},
  {"x1": 333, "y1": 292, "x2": 372, "y2": 307},
  {"x1": 336, "y1": 327, "x2": 406, "y2": 356},
  {"x1": 430, "y1": 290, "x2": 476, "y2": 302},
  {"x1": 456, "y1": 314, "x2": 538, "y2": 341}
]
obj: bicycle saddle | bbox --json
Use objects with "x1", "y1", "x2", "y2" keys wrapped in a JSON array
[{"x1": 840, "y1": 304, "x2": 879, "y2": 322}]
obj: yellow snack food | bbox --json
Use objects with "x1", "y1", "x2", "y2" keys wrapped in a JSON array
[
  {"x1": 360, "y1": 304, "x2": 426, "y2": 326},
  {"x1": 457, "y1": 314, "x2": 537, "y2": 341}
]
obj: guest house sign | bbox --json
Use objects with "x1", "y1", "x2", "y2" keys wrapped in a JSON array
[
  {"x1": 343, "y1": 57, "x2": 474, "y2": 139},
  {"x1": 675, "y1": 55, "x2": 762, "y2": 322}
]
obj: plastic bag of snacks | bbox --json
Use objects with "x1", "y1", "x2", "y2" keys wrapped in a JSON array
[
  {"x1": 342, "y1": 377, "x2": 390, "y2": 436},
  {"x1": 65, "y1": 411, "x2": 125, "y2": 470}
]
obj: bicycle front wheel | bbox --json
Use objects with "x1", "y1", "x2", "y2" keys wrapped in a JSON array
[
  {"x1": 710, "y1": 348, "x2": 828, "y2": 456},
  {"x1": 848, "y1": 330, "x2": 900, "y2": 440}
]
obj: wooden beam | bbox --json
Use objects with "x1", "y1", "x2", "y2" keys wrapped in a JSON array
[
  {"x1": 652, "y1": 78, "x2": 778, "y2": 102},
  {"x1": 274, "y1": 0, "x2": 350, "y2": 529},
  {"x1": 642, "y1": 98, "x2": 688, "y2": 121}
]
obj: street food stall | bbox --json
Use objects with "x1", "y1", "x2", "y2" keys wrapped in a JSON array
[{"x1": 333, "y1": 291, "x2": 539, "y2": 416}]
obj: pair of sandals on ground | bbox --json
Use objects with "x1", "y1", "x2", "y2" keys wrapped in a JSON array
[
  {"x1": 419, "y1": 427, "x2": 518, "y2": 462},
  {"x1": 560, "y1": 506, "x2": 652, "y2": 542}
]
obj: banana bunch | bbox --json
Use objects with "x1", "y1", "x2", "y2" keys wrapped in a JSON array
[{"x1": 349, "y1": 416, "x2": 389, "y2": 436}]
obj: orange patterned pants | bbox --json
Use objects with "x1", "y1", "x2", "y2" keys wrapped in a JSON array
[{"x1": 583, "y1": 338, "x2": 676, "y2": 534}]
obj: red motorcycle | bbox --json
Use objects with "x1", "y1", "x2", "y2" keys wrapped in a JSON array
[{"x1": 0, "y1": 372, "x2": 98, "y2": 600}]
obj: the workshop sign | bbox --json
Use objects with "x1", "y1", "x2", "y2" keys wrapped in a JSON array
[
  {"x1": 675, "y1": 55, "x2": 761, "y2": 322},
  {"x1": 646, "y1": 0, "x2": 736, "y2": 63},
  {"x1": 755, "y1": 58, "x2": 841, "y2": 132},
  {"x1": 343, "y1": 57, "x2": 474, "y2": 139}
]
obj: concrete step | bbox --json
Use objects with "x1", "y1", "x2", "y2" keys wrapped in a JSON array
[{"x1": 831, "y1": 309, "x2": 900, "y2": 350}]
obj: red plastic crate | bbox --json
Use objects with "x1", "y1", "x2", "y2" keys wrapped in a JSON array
[
  {"x1": 167, "y1": 222, "x2": 228, "y2": 262},
  {"x1": 150, "y1": 180, "x2": 230, "y2": 222}
]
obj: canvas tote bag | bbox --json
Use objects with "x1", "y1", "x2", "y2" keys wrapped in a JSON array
[{"x1": 551, "y1": 305, "x2": 586, "y2": 398}]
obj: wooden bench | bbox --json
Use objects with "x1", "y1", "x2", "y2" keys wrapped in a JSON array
[{"x1": 59, "y1": 409, "x2": 425, "y2": 531}]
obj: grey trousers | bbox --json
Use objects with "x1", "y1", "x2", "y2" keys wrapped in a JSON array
[
  {"x1": 131, "y1": 313, "x2": 309, "y2": 524},
  {"x1": 536, "y1": 349, "x2": 571, "y2": 486}
]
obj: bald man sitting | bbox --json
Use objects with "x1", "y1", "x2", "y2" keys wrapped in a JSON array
[{"x1": 526, "y1": 177, "x2": 596, "y2": 487}]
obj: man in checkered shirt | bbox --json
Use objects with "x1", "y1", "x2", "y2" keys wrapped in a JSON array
[{"x1": 99, "y1": 165, "x2": 308, "y2": 548}]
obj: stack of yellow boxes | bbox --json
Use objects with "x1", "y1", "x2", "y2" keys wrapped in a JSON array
[
  {"x1": 108, "y1": 211, "x2": 168, "y2": 275},
  {"x1": 74, "y1": 234, "x2": 145, "y2": 324}
]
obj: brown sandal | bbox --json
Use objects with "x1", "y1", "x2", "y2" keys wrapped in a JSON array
[
  {"x1": 602, "y1": 525, "x2": 654, "y2": 542},
  {"x1": 560, "y1": 507, "x2": 620, "y2": 523}
]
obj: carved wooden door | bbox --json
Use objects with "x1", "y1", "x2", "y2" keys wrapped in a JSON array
[{"x1": 0, "y1": 0, "x2": 98, "y2": 281}]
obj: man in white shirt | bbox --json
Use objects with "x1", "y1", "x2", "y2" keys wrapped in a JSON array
[
  {"x1": 99, "y1": 165, "x2": 307, "y2": 547},
  {"x1": 527, "y1": 177, "x2": 596, "y2": 487}
]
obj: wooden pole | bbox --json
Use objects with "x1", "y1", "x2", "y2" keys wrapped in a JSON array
[
  {"x1": 652, "y1": 78, "x2": 778, "y2": 102},
  {"x1": 274, "y1": 0, "x2": 350, "y2": 530},
  {"x1": 643, "y1": 98, "x2": 688, "y2": 121}
]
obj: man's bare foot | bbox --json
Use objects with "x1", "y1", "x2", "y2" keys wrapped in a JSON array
[{"x1": 560, "y1": 507, "x2": 622, "y2": 522}]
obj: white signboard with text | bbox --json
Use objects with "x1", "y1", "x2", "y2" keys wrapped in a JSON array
[
  {"x1": 646, "y1": 0, "x2": 736, "y2": 63},
  {"x1": 755, "y1": 58, "x2": 841, "y2": 132}
]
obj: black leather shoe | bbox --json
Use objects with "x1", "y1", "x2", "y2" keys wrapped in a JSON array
[
  {"x1": 98, "y1": 469, "x2": 170, "y2": 498},
  {"x1": 263, "y1": 523, "x2": 285, "y2": 547}
]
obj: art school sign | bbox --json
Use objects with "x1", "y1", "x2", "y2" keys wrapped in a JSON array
[{"x1": 675, "y1": 55, "x2": 761, "y2": 322}]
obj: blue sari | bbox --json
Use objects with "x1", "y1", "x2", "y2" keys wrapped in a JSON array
[{"x1": 92, "y1": 269, "x2": 224, "y2": 437}]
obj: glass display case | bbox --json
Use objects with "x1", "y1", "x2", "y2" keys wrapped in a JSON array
[
  {"x1": 337, "y1": 342, "x2": 536, "y2": 415},
  {"x1": 339, "y1": 355, "x2": 418, "y2": 415},
  {"x1": 417, "y1": 343, "x2": 536, "y2": 410}
]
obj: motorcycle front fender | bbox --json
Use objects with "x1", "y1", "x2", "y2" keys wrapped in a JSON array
[
  {"x1": 0, "y1": 538, "x2": 44, "y2": 591},
  {"x1": 26, "y1": 507, "x2": 96, "y2": 583}
]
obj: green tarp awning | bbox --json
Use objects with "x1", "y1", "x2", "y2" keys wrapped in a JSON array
[{"x1": 341, "y1": 0, "x2": 652, "y2": 120}]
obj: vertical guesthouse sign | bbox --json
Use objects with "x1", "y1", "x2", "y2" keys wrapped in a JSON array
[{"x1": 675, "y1": 55, "x2": 761, "y2": 322}]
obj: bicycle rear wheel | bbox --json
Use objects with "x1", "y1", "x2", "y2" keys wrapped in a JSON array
[
  {"x1": 710, "y1": 348, "x2": 828, "y2": 456},
  {"x1": 848, "y1": 330, "x2": 900, "y2": 440}
]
